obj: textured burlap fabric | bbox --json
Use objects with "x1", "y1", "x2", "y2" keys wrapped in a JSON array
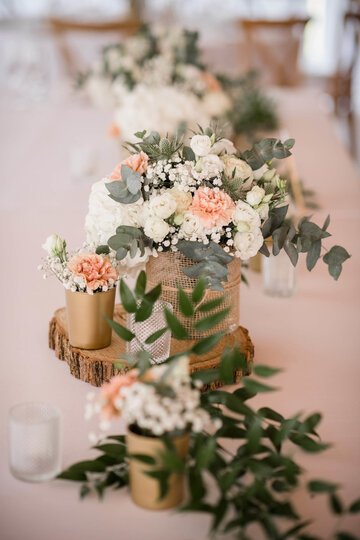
[{"x1": 146, "y1": 251, "x2": 241, "y2": 339}]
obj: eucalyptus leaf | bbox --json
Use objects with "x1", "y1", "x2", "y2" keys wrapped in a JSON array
[
  {"x1": 95, "y1": 245, "x2": 110, "y2": 255},
  {"x1": 306, "y1": 240, "x2": 321, "y2": 271}
]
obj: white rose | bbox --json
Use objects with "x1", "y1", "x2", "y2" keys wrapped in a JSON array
[
  {"x1": 221, "y1": 155, "x2": 254, "y2": 190},
  {"x1": 181, "y1": 213, "x2": 203, "y2": 238},
  {"x1": 246, "y1": 186, "x2": 266, "y2": 206},
  {"x1": 149, "y1": 193, "x2": 177, "y2": 219},
  {"x1": 144, "y1": 216, "x2": 169, "y2": 242},
  {"x1": 256, "y1": 203, "x2": 269, "y2": 221},
  {"x1": 232, "y1": 200, "x2": 261, "y2": 232},
  {"x1": 253, "y1": 163, "x2": 268, "y2": 180},
  {"x1": 190, "y1": 134, "x2": 212, "y2": 157},
  {"x1": 210, "y1": 138, "x2": 237, "y2": 156},
  {"x1": 234, "y1": 228, "x2": 264, "y2": 259},
  {"x1": 196, "y1": 154, "x2": 224, "y2": 174},
  {"x1": 42, "y1": 234, "x2": 64, "y2": 256},
  {"x1": 202, "y1": 91, "x2": 232, "y2": 117},
  {"x1": 168, "y1": 188, "x2": 192, "y2": 213}
]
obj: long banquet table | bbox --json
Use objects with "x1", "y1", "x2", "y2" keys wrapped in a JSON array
[{"x1": 0, "y1": 88, "x2": 359, "y2": 539}]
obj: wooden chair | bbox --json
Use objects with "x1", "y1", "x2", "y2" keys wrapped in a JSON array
[
  {"x1": 237, "y1": 17, "x2": 310, "y2": 87},
  {"x1": 47, "y1": 16, "x2": 142, "y2": 75},
  {"x1": 324, "y1": 3, "x2": 360, "y2": 158}
]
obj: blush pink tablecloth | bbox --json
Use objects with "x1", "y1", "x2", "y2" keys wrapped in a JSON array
[{"x1": 0, "y1": 88, "x2": 359, "y2": 539}]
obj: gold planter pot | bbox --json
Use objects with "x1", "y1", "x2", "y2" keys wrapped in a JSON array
[
  {"x1": 65, "y1": 287, "x2": 116, "y2": 349},
  {"x1": 127, "y1": 428, "x2": 190, "y2": 510}
]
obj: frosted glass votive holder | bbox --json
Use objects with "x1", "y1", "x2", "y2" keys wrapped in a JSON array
[
  {"x1": 262, "y1": 251, "x2": 297, "y2": 297},
  {"x1": 8, "y1": 402, "x2": 61, "y2": 482}
]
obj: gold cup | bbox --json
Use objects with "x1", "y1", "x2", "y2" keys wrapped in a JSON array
[
  {"x1": 65, "y1": 287, "x2": 116, "y2": 349},
  {"x1": 126, "y1": 429, "x2": 190, "y2": 510}
]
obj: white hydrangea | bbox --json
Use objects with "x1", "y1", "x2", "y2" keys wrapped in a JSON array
[
  {"x1": 85, "y1": 179, "x2": 124, "y2": 246},
  {"x1": 114, "y1": 85, "x2": 210, "y2": 141}
]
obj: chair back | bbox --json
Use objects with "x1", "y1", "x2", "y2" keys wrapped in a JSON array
[
  {"x1": 238, "y1": 17, "x2": 310, "y2": 87},
  {"x1": 47, "y1": 16, "x2": 141, "y2": 75}
]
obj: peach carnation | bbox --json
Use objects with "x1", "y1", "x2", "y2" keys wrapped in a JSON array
[
  {"x1": 109, "y1": 151, "x2": 149, "y2": 181},
  {"x1": 108, "y1": 123, "x2": 120, "y2": 139},
  {"x1": 68, "y1": 253, "x2": 118, "y2": 294},
  {"x1": 201, "y1": 72, "x2": 222, "y2": 92},
  {"x1": 99, "y1": 370, "x2": 139, "y2": 420},
  {"x1": 189, "y1": 187, "x2": 235, "y2": 228}
]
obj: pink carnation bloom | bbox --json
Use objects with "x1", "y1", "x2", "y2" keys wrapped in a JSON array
[
  {"x1": 99, "y1": 370, "x2": 139, "y2": 420},
  {"x1": 201, "y1": 72, "x2": 222, "y2": 92},
  {"x1": 68, "y1": 253, "x2": 118, "y2": 294},
  {"x1": 109, "y1": 151, "x2": 149, "y2": 181},
  {"x1": 189, "y1": 187, "x2": 235, "y2": 228}
]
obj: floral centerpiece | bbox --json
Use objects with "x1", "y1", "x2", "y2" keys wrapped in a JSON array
[
  {"x1": 85, "y1": 354, "x2": 213, "y2": 509},
  {"x1": 40, "y1": 235, "x2": 119, "y2": 349},
  {"x1": 86, "y1": 124, "x2": 349, "y2": 336},
  {"x1": 78, "y1": 24, "x2": 277, "y2": 142},
  {"x1": 58, "y1": 275, "x2": 360, "y2": 537}
]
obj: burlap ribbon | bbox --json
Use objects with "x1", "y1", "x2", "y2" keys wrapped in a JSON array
[{"x1": 146, "y1": 251, "x2": 241, "y2": 339}]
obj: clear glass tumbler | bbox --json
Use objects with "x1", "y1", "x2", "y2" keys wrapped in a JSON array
[
  {"x1": 262, "y1": 251, "x2": 297, "y2": 297},
  {"x1": 127, "y1": 301, "x2": 173, "y2": 364},
  {"x1": 8, "y1": 403, "x2": 61, "y2": 482}
]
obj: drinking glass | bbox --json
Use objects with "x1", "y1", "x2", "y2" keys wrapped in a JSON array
[
  {"x1": 8, "y1": 403, "x2": 61, "y2": 482},
  {"x1": 127, "y1": 301, "x2": 172, "y2": 364},
  {"x1": 262, "y1": 251, "x2": 297, "y2": 297}
]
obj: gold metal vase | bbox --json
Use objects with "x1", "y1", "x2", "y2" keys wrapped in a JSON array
[
  {"x1": 126, "y1": 429, "x2": 190, "y2": 510},
  {"x1": 65, "y1": 287, "x2": 116, "y2": 349}
]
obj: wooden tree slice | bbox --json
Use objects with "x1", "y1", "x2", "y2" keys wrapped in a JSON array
[{"x1": 49, "y1": 304, "x2": 254, "y2": 388}]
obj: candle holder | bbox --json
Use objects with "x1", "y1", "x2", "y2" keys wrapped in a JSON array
[
  {"x1": 262, "y1": 251, "x2": 297, "y2": 297},
  {"x1": 8, "y1": 402, "x2": 61, "y2": 482}
]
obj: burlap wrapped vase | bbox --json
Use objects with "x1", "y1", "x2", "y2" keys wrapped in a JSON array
[{"x1": 146, "y1": 251, "x2": 241, "y2": 339}]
